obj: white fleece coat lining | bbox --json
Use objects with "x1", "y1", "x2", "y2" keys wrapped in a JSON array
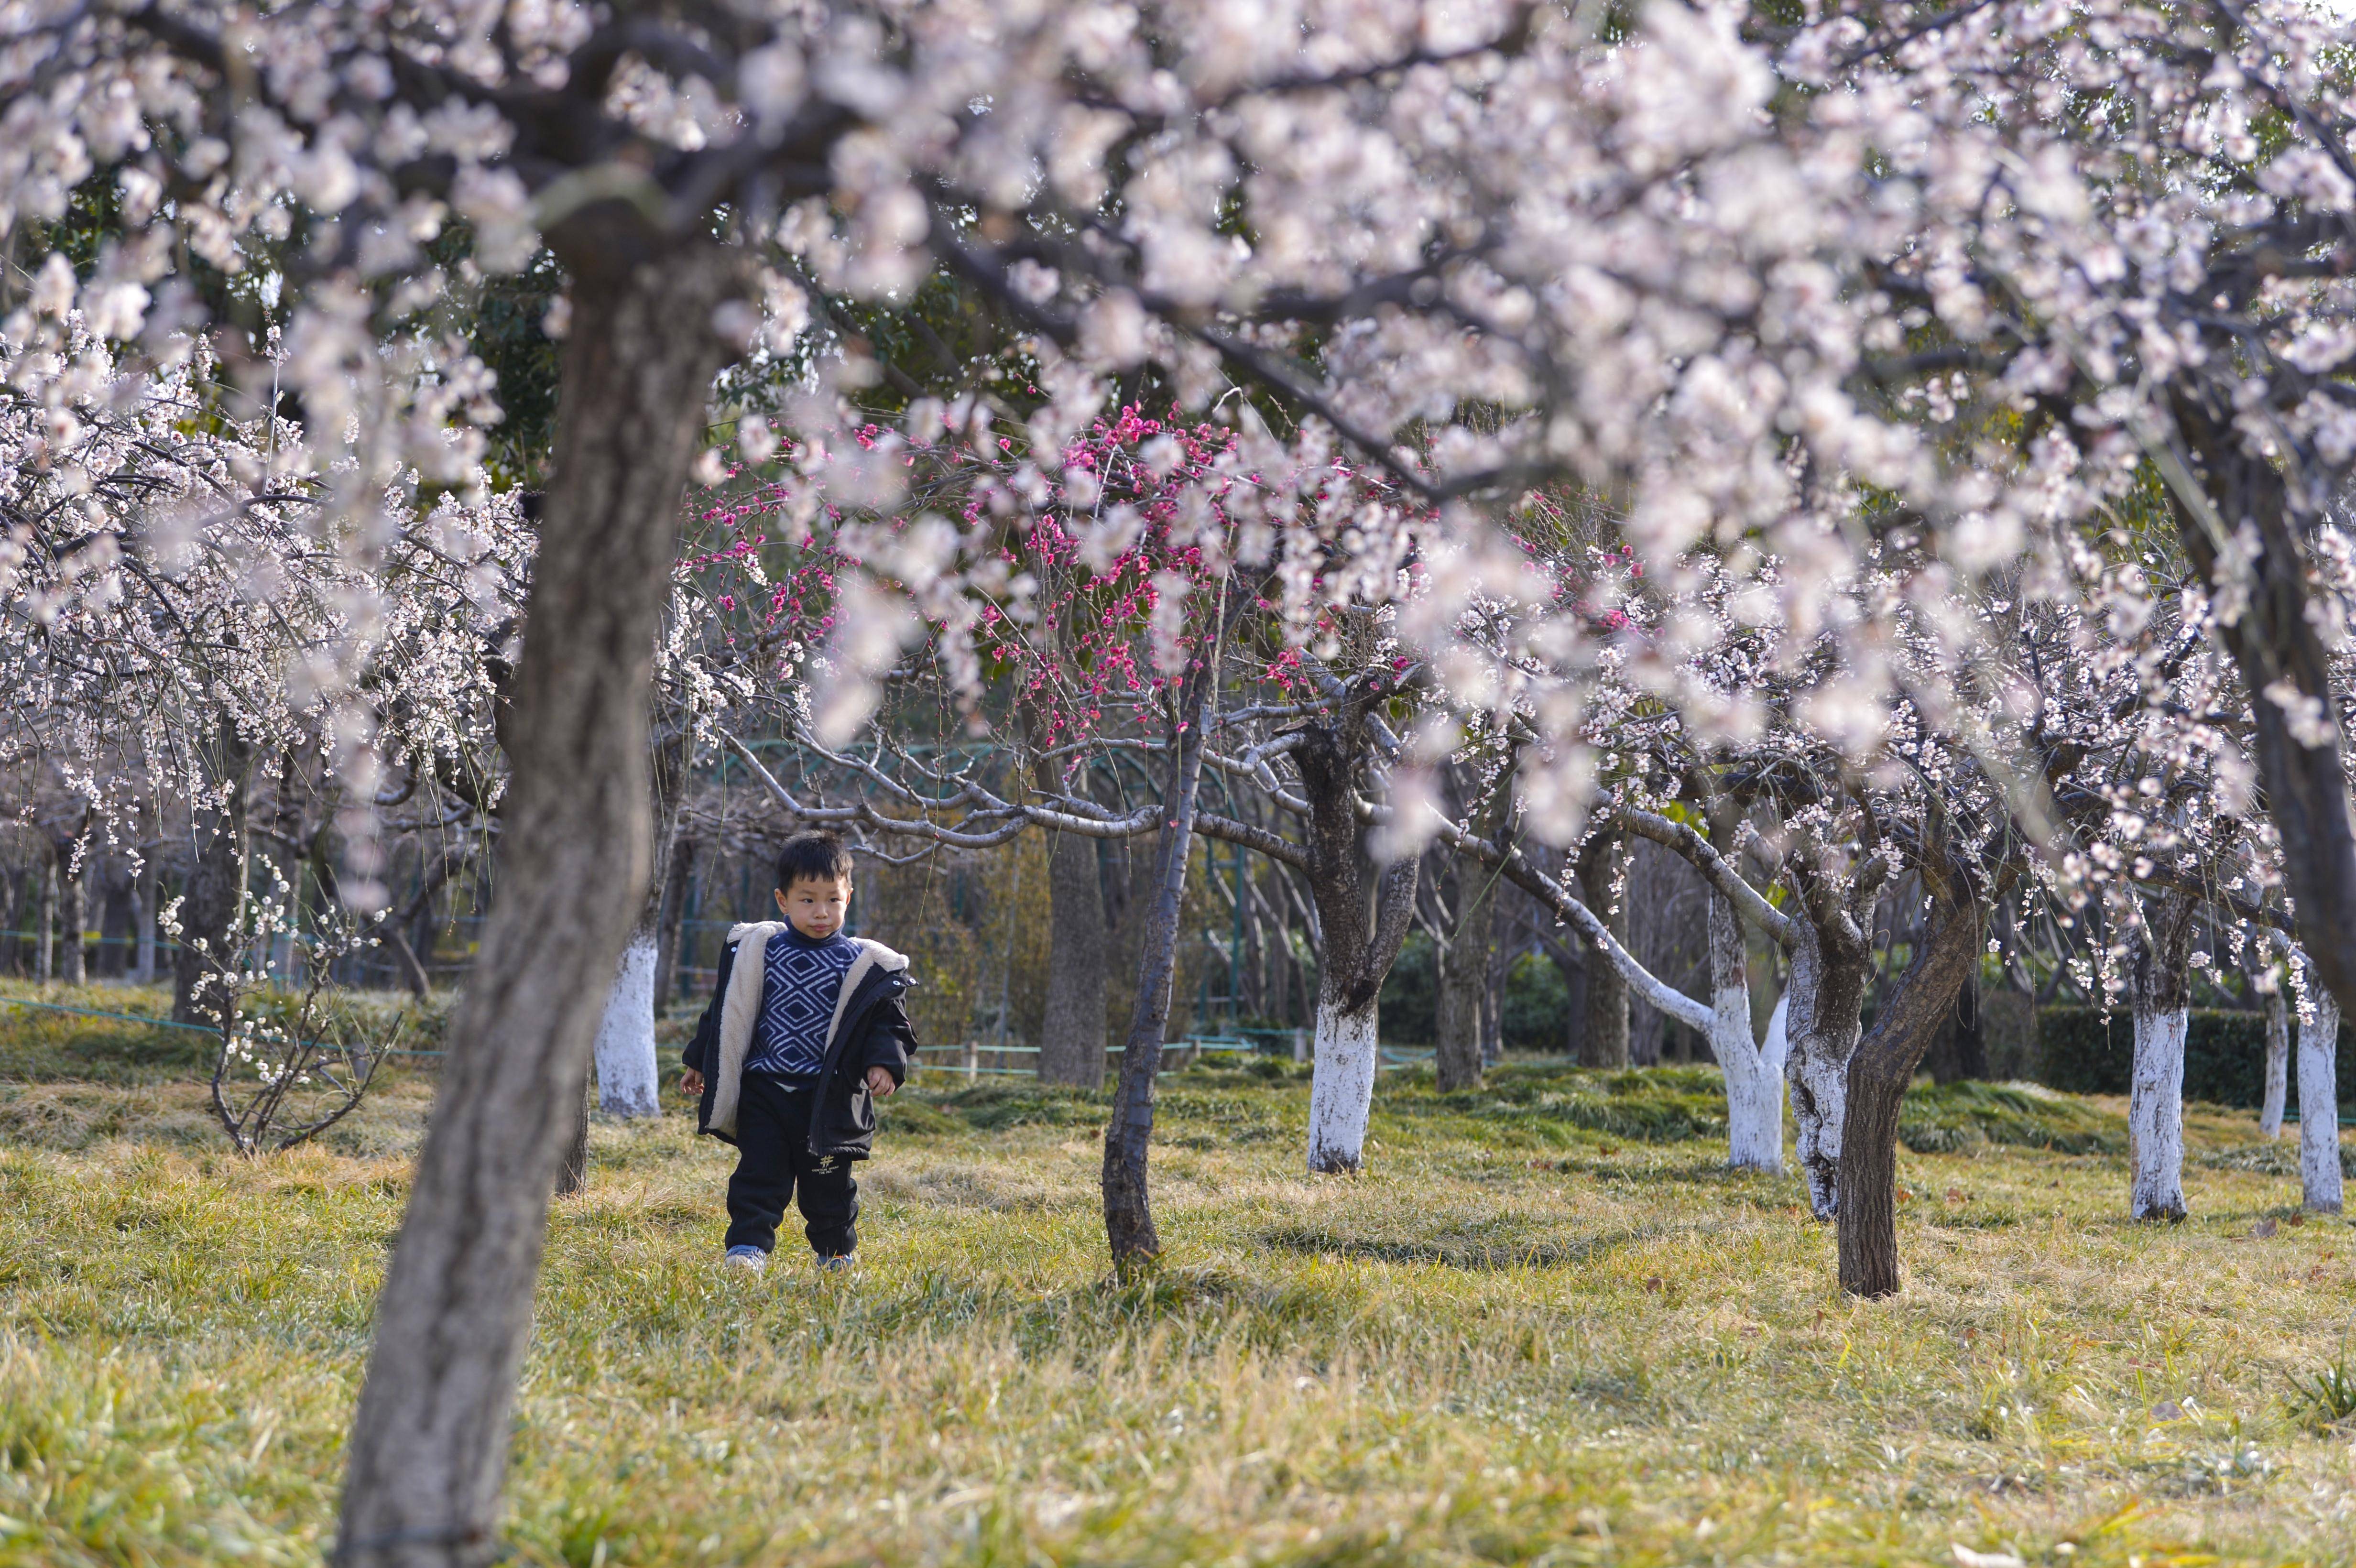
[{"x1": 707, "y1": 921, "x2": 910, "y2": 1139}]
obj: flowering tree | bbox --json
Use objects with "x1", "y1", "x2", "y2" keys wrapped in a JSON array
[{"x1": 13, "y1": 0, "x2": 2356, "y2": 1551}]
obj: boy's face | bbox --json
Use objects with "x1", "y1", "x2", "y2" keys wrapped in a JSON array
[{"x1": 775, "y1": 873, "x2": 852, "y2": 939}]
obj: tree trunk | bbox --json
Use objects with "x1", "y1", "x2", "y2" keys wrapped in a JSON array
[
  {"x1": 36, "y1": 861, "x2": 55, "y2": 984},
  {"x1": 2127, "y1": 893, "x2": 2196, "y2": 1222},
  {"x1": 1436, "y1": 858, "x2": 1498, "y2": 1093},
  {"x1": 1307, "y1": 982, "x2": 1382, "y2": 1169},
  {"x1": 1835, "y1": 889, "x2": 1979, "y2": 1298},
  {"x1": 651, "y1": 831, "x2": 698, "y2": 1009},
  {"x1": 2300, "y1": 988, "x2": 2343, "y2": 1214},
  {"x1": 1785, "y1": 913, "x2": 1870, "y2": 1220},
  {"x1": 335, "y1": 238, "x2": 737, "y2": 1568},
  {"x1": 1707, "y1": 890, "x2": 1782, "y2": 1172},
  {"x1": 1102, "y1": 653, "x2": 1220, "y2": 1268},
  {"x1": 59, "y1": 850, "x2": 87, "y2": 985},
  {"x1": 2166, "y1": 405, "x2": 2356, "y2": 1028},
  {"x1": 592, "y1": 736, "x2": 691, "y2": 1120},
  {"x1": 134, "y1": 853, "x2": 157, "y2": 982},
  {"x1": 174, "y1": 731, "x2": 252, "y2": 1024},
  {"x1": 2261, "y1": 988, "x2": 2290, "y2": 1140},
  {"x1": 1575, "y1": 829, "x2": 1628, "y2": 1067},
  {"x1": 1294, "y1": 708, "x2": 1419, "y2": 1175},
  {"x1": 555, "y1": 1084, "x2": 591, "y2": 1198},
  {"x1": 98, "y1": 866, "x2": 131, "y2": 978},
  {"x1": 591, "y1": 934, "x2": 663, "y2": 1117},
  {"x1": 1039, "y1": 828, "x2": 1109, "y2": 1087}
]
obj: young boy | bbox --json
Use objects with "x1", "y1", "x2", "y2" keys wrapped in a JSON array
[{"x1": 680, "y1": 831, "x2": 917, "y2": 1274}]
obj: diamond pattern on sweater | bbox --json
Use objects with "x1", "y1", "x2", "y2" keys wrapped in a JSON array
[{"x1": 742, "y1": 930, "x2": 860, "y2": 1081}]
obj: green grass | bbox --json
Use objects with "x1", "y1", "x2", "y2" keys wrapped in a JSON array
[{"x1": 5, "y1": 1004, "x2": 2356, "y2": 1565}]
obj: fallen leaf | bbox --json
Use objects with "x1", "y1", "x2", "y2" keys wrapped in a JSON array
[
  {"x1": 2286, "y1": 1211, "x2": 2306, "y2": 1227},
  {"x1": 1946, "y1": 1187, "x2": 1965, "y2": 1203},
  {"x1": 2253, "y1": 1219, "x2": 2278, "y2": 1238},
  {"x1": 2151, "y1": 1399, "x2": 2184, "y2": 1421},
  {"x1": 1644, "y1": 1276, "x2": 1664, "y2": 1293}
]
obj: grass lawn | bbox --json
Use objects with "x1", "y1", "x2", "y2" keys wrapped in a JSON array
[{"x1": 4, "y1": 989, "x2": 2356, "y2": 1566}]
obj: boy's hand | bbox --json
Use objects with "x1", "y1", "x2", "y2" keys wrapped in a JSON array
[
  {"x1": 865, "y1": 1066, "x2": 897, "y2": 1099},
  {"x1": 680, "y1": 1068, "x2": 704, "y2": 1098}
]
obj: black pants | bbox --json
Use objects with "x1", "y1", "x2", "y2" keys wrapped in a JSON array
[{"x1": 724, "y1": 1075, "x2": 859, "y2": 1257}]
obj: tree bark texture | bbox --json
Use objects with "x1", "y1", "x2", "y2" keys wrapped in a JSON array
[
  {"x1": 2167, "y1": 401, "x2": 2356, "y2": 1027},
  {"x1": 1834, "y1": 888, "x2": 1979, "y2": 1298},
  {"x1": 2261, "y1": 988, "x2": 2290, "y2": 1140},
  {"x1": 555, "y1": 1083, "x2": 591, "y2": 1198},
  {"x1": 1101, "y1": 665, "x2": 1218, "y2": 1267},
  {"x1": 1575, "y1": 829, "x2": 1628, "y2": 1067},
  {"x1": 1707, "y1": 891, "x2": 1783, "y2": 1172},
  {"x1": 173, "y1": 728, "x2": 253, "y2": 1024},
  {"x1": 1296, "y1": 704, "x2": 1419, "y2": 1174},
  {"x1": 2127, "y1": 892, "x2": 2195, "y2": 1222},
  {"x1": 1437, "y1": 855, "x2": 1501, "y2": 1093},
  {"x1": 1038, "y1": 828, "x2": 1109, "y2": 1087},
  {"x1": 651, "y1": 830, "x2": 698, "y2": 1009},
  {"x1": 1784, "y1": 907, "x2": 1871, "y2": 1220},
  {"x1": 336, "y1": 239, "x2": 737, "y2": 1568},
  {"x1": 2300, "y1": 986, "x2": 2343, "y2": 1214}
]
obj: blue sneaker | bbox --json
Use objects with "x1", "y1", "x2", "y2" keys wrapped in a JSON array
[
  {"x1": 722, "y1": 1245, "x2": 768, "y2": 1274},
  {"x1": 817, "y1": 1252, "x2": 857, "y2": 1274}
]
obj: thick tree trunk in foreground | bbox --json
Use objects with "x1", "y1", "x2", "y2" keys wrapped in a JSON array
[
  {"x1": 336, "y1": 240, "x2": 735, "y2": 1568},
  {"x1": 1039, "y1": 828, "x2": 1109, "y2": 1087},
  {"x1": 1836, "y1": 889, "x2": 1979, "y2": 1298},
  {"x1": 1708, "y1": 891, "x2": 1783, "y2": 1172},
  {"x1": 2127, "y1": 893, "x2": 2195, "y2": 1222},
  {"x1": 2261, "y1": 988, "x2": 2290, "y2": 1140},
  {"x1": 2167, "y1": 405, "x2": 2356, "y2": 1027},
  {"x1": 2299, "y1": 988, "x2": 2343, "y2": 1214},
  {"x1": 1437, "y1": 856, "x2": 1499, "y2": 1093},
  {"x1": 1575, "y1": 829, "x2": 1628, "y2": 1067},
  {"x1": 173, "y1": 730, "x2": 252, "y2": 1024},
  {"x1": 1102, "y1": 664, "x2": 1218, "y2": 1268}
]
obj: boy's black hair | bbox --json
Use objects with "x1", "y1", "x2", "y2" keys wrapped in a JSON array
[{"x1": 776, "y1": 831, "x2": 854, "y2": 888}]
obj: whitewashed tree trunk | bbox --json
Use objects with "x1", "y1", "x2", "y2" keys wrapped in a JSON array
[
  {"x1": 1306, "y1": 988, "x2": 1380, "y2": 1174},
  {"x1": 2126, "y1": 893, "x2": 2195, "y2": 1222},
  {"x1": 2127, "y1": 1006, "x2": 2189, "y2": 1220},
  {"x1": 592, "y1": 933, "x2": 662, "y2": 1118},
  {"x1": 1783, "y1": 924, "x2": 1861, "y2": 1220},
  {"x1": 1706, "y1": 890, "x2": 1781, "y2": 1173},
  {"x1": 2261, "y1": 989, "x2": 2290, "y2": 1140},
  {"x1": 2299, "y1": 990, "x2": 2342, "y2": 1213}
]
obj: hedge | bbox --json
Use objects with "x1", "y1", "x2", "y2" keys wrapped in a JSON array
[{"x1": 2033, "y1": 1007, "x2": 2355, "y2": 1110}]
